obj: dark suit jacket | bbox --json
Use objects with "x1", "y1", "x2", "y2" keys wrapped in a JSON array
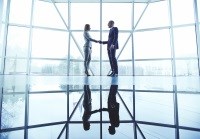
[{"x1": 103, "y1": 27, "x2": 119, "y2": 50}]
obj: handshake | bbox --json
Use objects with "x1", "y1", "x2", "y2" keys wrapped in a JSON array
[{"x1": 95, "y1": 40, "x2": 103, "y2": 44}]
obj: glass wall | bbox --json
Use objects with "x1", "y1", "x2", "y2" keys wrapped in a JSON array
[
  {"x1": 1, "y1": 0, "x2": 199, "y2": 76},
  {"x1": 0, "y1": 1, "x2": 200, "y2": 139}
]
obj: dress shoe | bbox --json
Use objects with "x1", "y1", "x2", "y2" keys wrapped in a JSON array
[{"x1": 85, "y1": 71, "x2": 91, "y2": 76}]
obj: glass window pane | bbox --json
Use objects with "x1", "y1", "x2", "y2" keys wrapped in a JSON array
[
  {"x1": 173, "y1": 26, "x2": 197, "y2": 58},
  {"x1": 0, "y1": 24, "x2": 6, "y2": 57},
  {"x1": 0, "y1": 58, "x2": 1, "y2": 73},
  {"x1": 135, "y1": 60, "x2": 172, "y2": 76},
  {"x1": 136, "y1": 92, "x2": 174, "y2": 124},
  {"x1": 71, "y1": 4, "x2": 100, "y2": 30},
  {"x1": 69, "y1": 124, "x2": 100, "y2": 139},
  {"x1": 32, "y1": 29, "x2": 69, "y2": 58},
  {"x1": 68, "y1": 89, "x2": 83, "y2": 117},
  {"x1": 180, "y1": 129, "x2": 200, "y2": 139},
  {"x1": 1, "y1": 94, "x2": 25, "y2": 128},
  {"x1": 102, "y1": 32, "x2": 109, "y2": 60},
  {"x1": 0, "y1": 130, "x2": 24, "y2": 139},
  {"x1": 90, "y1": 62, "x2": 100, "y2": 76},
  {"x1": 134, "y1": 29, "x2": 171, "y2": 59},
  {"x1": 30, "y1": 76, "x2": 67, "y2": 92},
  {"x1": 69, "y1": 61, "x2": 84, "y2": 75},
  {"x1": 138, "y1": 124, "x2": 175, "y2": 139},
  {"x1": 198, "y1": 0, "x2": 200, "y2": 22},
  {"x1": 102, "y1": 3, "x2": 132, "y2": 30},
  {"x1": 118, "y1": 33, "x2": 133, "y2": 60},
  {"x1": 31, "y1": 59, "x2": 68, "y2": 75},
  {"x1": 6, "y1": 26, "x2": 30, "y2": 57},
  {"x1": 4, "y1": 58, "x2": 27, "y2": 74},
  {"x1": 70, "y1": 36, "x2": 83, "y2": 59},
  {"x1": 178, "y1": 93, "x2": 200, "y2": 128},
  {"x1": 29, "y1": 93, "x2": 67, "y2": 125},
  {"x1": 135, "y1": 76, "x2": 173, "y2": 91},
  {"x1": 28, "y1": 124, "x2": 65, "y2": 139},
  {"x1": 175, "y1": 59, "x2": 199, "y2": 76},
  {"x1": 3, "y1": 75, "x2": 27, "y2": 93},
  {"x1": 33, "y1": 0, "x2": 68, "y2": 29},
  {"x1": 176, "y1": 76, "x2": 200, "y2": 92},
  {"x1": 1, "y1": 0, "x2": 8, "y2": 22},
  {"x1": 9, "y1": 0, "x2": 32, "y2": 24},
  {"x1": 171, "y1": 0, "x2": 195, "y2": 25},
  {"x1": 117, "y1": 90, "x2": 134, "y2": 116},
  {"x1": 136, "y1": 1, "x2": 169, "y2": 29},
  {"x1": 102, "y1": 62, "x2": 110, "y2": 75},
  {"x1": 118, "y1": 61, "x2": 132, "y2": 75},
  {"x1": 102, "y1": 123, "x2": 134, "y2": 138}
]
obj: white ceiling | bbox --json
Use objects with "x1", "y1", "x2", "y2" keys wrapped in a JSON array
[{"x1": 40, "y1": 0, "x2": 165, "y2": 3}]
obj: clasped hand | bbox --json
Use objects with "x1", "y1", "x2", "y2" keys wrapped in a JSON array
[
  {"x1": 95, "y1": 40, "x2": 114, "y2": 49},
  {"x1": 96, "y1": 40, "x2": 102, "y2": 44}
]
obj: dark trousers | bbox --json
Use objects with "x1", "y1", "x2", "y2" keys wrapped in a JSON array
[{"x1": 108, "y1": 49, "x2": 118, "y2": 74}]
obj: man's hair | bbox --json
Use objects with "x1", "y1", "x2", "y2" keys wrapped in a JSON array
[
  {"x1": 109, "y1": 20, "x2": 114, "y2": 25},
  {"x1": 84, "y1": 24, "x2": 90, "y2": 31}
]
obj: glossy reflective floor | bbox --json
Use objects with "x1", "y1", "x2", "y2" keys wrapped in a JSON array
[{"x1": 0, "y1": 75, "x2": 200, "y2": 139}]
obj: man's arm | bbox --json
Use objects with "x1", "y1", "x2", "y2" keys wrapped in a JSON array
[
  {"x1": 111, "y1": 27, "x2": 118, "y2": 49},
  {"x1": 102, "y1": 41, "x2": 108, "y2": 44},
  {"x1": 99, "y1": 41, "x2": 108, "y2": 44}
]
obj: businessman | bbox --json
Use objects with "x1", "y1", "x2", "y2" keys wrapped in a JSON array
[{"x1": 100, "y1": 20, "x2": 119, "y2": 77}]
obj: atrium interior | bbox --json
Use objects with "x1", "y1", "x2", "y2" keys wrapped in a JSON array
[{"x1": 0, "y1": 0, "x2": 200, "y2": 138}]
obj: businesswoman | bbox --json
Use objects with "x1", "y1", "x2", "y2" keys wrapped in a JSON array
[{"x1": 83, "y1": 24, "x2": 98, "y2": 76}]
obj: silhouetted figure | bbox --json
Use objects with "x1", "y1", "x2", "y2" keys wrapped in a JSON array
[
  {"x1": 82, "y1": 85, "x2": 92, "y2": 130},
  {"x1": 82, "y1": 85, "x2": 120, "y2": 134},
  {"x1": 99, "y1": 20, "x2": 119, "y2": 77},
  {"x1": 102, "y1": 85, "x2": 120, "y2": 135},
  {"x1": 82, "y1": 85, "x2": 100, "y2": 131},
  {"x1": 83, "y1": 24, "x2": 99, "y2": 76},
  {"x1": 108, "y1": 85, "x2": 120, "y2": 135}
]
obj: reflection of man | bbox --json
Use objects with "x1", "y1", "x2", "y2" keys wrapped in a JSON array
[{"x1": 103, "y1": 85, "x2": 120, "y2": 135}]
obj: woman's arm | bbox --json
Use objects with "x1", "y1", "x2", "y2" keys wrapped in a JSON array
[{"x1": 85, "y1": 31, "x2": 98, "y2": 42}]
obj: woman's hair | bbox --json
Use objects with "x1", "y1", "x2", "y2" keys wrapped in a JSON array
[{"x1": 84, "y1": 24, "x2": 90, "y2": 31}]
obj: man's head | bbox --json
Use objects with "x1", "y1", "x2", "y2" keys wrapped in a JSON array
[{"x1": 108, "y1": 20, "x2": 114, "y2": 28}]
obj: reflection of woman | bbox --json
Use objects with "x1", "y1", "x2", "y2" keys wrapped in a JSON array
[
  {"x1": 83, "y1": 24, "x2": 98, "y2": 76},
  {"x1": 102, "y1": 85, "x2": 120, "y2": 135},
  {"x1": 82, "y1": 85, "x2": 92, "y2": 130},
  {"x1": 82, "y1": 85, "x2": 99, "y2": 130}
]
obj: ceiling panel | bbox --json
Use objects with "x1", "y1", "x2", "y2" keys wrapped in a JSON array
[{"x1": 41, "y1": 0, "x2": 165, "y2": 3}]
